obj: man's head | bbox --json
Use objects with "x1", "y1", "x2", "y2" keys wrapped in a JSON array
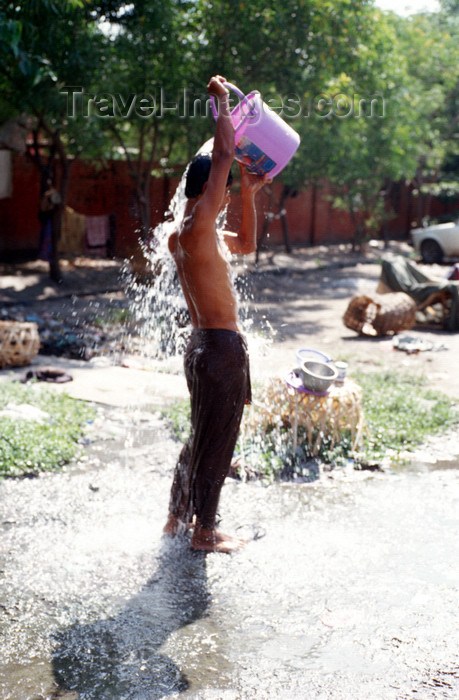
[{"x1": 185, "y1": 154, "x2": 233, "y2": 199}]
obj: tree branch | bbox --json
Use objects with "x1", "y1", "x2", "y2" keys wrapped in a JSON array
[{"x1": 109, "y1": 123, "x2": 137, "y2": 180}]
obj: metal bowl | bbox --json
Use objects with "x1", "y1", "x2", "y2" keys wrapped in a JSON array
[
  {"x1": 296, "y1": 347, "x2": 331, "y2": 366},
  {"x1": 300, "y1": 360, "x2": 338, "y2": 393}
]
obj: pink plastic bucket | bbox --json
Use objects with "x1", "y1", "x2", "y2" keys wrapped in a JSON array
[{"x1": 211, "y1": 82, "x2": 300, "y2": 178}]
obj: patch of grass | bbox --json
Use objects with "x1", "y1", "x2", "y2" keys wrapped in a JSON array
[
  {"x1": 162, "y1": 369, "x2": 458, "y2": 481},
  {"x1": 354, "y1": 369, "x2": 457, "y2": 462},
  {"x1": 314, "y1": 257, "x2": 326, "y2": 269},
  {"x1": 93, "y1": 307, "x2": 133, "y2": 329},
  {"x1": 0, "y1": 381, "x2": 96, "y2": 478},
  {"x1": 162, "y1": 398, "x2": 190, "y2": 444}
]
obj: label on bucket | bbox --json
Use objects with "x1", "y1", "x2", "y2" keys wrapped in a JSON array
[{"x1": 235, "y1": 135, "x2": 276, "y2": 176}]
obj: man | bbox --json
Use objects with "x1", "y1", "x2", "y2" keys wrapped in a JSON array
[
  {"x1": 163, "y1": 75, "x2": 268, "y2": 553},
  {"x1": 38, "y1": 177, "x2": 61, "y2": 262}
]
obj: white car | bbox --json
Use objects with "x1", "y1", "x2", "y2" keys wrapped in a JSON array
[{"x1": 410, "y1": 221, "x2": 459, "y2": 264}]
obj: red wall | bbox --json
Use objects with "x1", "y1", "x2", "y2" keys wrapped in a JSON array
[
  {"x1": 1, "y1": 154, "x2": 458, "y2": 260},
  {"x1": 0, "y1": 155, "x2": 180, "y2": 259},
  {"x1": 64, "y1": 159, "x2": 177, "y2": 258},
  {"x1": 0, "y1": 155, "x2": 40, "y2": 254}
]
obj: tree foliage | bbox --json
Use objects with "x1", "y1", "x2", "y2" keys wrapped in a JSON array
[
  {"x1": 0, "y1": 0, "x2": 107, "y2": 279},
  {"x1": 0, "y1": 0, "x2": 458, "y2": 261},
  {"x1": 285, "y1": 3, "x2": 459, "y2": 244},
  {"x1": 391, "y1": 7, "x2": 459, "y2": 221}
]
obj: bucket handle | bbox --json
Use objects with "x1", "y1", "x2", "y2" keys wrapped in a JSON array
[{"x1": 210, "y1": 82, "x2": 256, "y2": 125}]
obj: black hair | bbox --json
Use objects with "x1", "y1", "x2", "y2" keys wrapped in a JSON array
[{"x1": 184, "y1": 154, "x2": 233, "y2": 199}]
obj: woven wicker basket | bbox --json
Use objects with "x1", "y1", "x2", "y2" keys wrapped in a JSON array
[
  {"x1": 343, "y1": 292, "x2": 416, "y2": 336},
  {"x1": 0, "y1": 321, "x2": 40, "y2": 368}
]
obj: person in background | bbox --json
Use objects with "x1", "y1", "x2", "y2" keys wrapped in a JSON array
[{"x1": 38, "y1": 177, "x2": 61, "y2": 262}]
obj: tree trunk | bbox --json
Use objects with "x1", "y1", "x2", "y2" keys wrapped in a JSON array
[
  {"x1": 256, "y1": 185, "x2": 275, "y2": 263},
  {"x1": 138, "y1": 123, "x2": 158, "y2": 239},
  {"x1": 309, "y1": 183, "x2": 317, "y2": 247},
  {"x1": 138, "y1": 185, "x2": 151, "y2": 238},
  {"x1": 48, "y1": 210, "x2": 61, "y2": 283},
  {"x1": 49, "y1": 132, "x2": 72, "y2": 283},
  {"x1": 50, "y1": 162, "x2": 71, "y2": 282},
  {"x1": 256, "y1": 184, "x2": 292, "y2": 258},
  {"x1": 28, "y1": 124, "x2": 71, "y2": 283},
  {"x1": 382, "y1": 182, "x2": 392, "y2": 249},
  {"x1": 349, "y1": 203, "x2": 365, "y2": 252},
  {"x1": 279, "y1": 185, "x2": 292, "y2": 254},
  {"x1": 406, "y1": 184, "x2": 413, "y2": 236},
  {"x1": 415, "y1": 163, "x2": 424, "y2": 227},
  {"x1": 424, "y1": 167, "x2": 439, "y2": 224},
  {"x1": 110, "y1": 122, "x2": 156, "y2": 240}
]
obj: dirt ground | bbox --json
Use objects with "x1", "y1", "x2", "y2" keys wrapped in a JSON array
[
  {"x1": 1, "y1": 241, "x2": 459, "y2": 400},
  {"x1": 243, "y1": 242, "x2": 459, "y2": 401}
]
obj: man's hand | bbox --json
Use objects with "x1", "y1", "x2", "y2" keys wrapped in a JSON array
[
  {"x1": 239, "y1": 163, "x2": 272, "y2": 196},
  {"x1": 207, "y1": 75, "x2": 229, "y2": 99},
  {"x1": 221, "y1": 164, "x2": 271, "y2": 255}
]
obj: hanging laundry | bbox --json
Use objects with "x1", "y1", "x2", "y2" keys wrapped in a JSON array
[
  {"x1": 60, "y1": 206, "x2": 86, "y2": 255},
  {"x1": 85, "y1": 215, "x2": 110, "y2": 256}
]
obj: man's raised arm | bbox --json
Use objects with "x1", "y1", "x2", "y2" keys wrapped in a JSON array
[
  {"x1": 196, "y1": 76, "x2": 235, "y2": 221},
  {"x1": 223, "y1": 165, "x2": 269, "y2": 255}
]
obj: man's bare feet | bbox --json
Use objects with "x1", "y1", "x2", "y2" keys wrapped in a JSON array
[
  {"x1": 163, "y1": 513, "x2": 192, "y2": 536},
  {"x1": 190, "y1": 523, "x2": 247, "y2": 553}
]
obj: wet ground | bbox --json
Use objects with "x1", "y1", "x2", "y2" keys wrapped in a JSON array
[
  {"x1": 1, "y1": 406, "x2": 459, "y2": 699},
  {"x1": 1, "y1": 244, "x2": 459, "y2": 698}
]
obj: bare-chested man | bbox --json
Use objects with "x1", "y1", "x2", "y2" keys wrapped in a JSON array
[{"x1": 163, "y1": 75, "x2": 268, "y2": 553}]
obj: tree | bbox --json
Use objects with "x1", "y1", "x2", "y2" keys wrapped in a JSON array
[
  {"x1": 314, "y1": 11, "x2": 423, "y2": 247},
  {"x1": 86, "y1": 0, "x2": 193, "y2": 238},
  {"x1": 3, "y1": 0, "x2": 456, "y2": 272},
  {"x1": 440, "y1": 0, "x2": 459, "y2": 12},
  {"x1": 392, "y1": 7, "x2": 459, "y2": 225},
  {"x1": 83, "y1": 0, "x2": 385, "y2": 252},
  {"x1": 277, "y1": 3, "x2": 459, "y2": 247},
  {"x1": 189, "y1": 0, "x2": 381, "y2": 252},
  {"x1": 0, "y1": 0, "x2": 108, "y2": 281}
]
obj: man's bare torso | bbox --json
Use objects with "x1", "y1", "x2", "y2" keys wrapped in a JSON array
[{"x1": 168, "y1": 212, "x2": 240, "y2": 333}]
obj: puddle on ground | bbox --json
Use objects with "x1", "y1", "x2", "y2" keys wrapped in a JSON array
[
  {"x1": 0, "y1": 413, "x2": 458, "y2": 699},
  {"x1": 418, "y1": 456, "x2": 459, "y2": 471}
]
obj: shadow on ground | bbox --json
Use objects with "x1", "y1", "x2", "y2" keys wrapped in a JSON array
[
  {"x1": 52, "y1": 538, "x2": 209, "y2": 698},
  {"x1": 0, "y1": 258, "x2": 123, "y2": 305}
]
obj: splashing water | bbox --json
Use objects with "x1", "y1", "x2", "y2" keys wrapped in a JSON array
[
  {"x1": 121, "y1": 169, "x2": 188, "y2": 358},
  {"x1": 121, "y1": 149, "x2": 274, "y2": 362}
]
